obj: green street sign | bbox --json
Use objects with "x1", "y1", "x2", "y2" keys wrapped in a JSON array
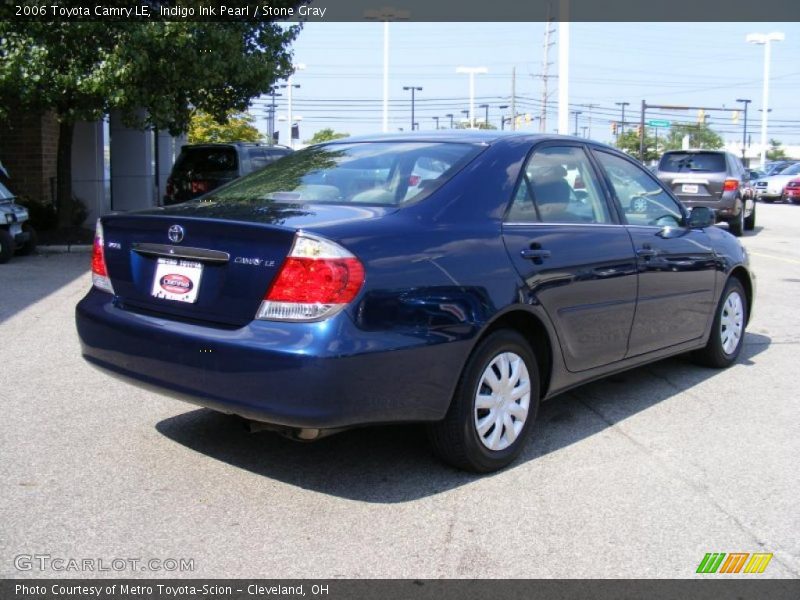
[{"x1": 647, "y1": 119, "x2": 671, "y2": 127}]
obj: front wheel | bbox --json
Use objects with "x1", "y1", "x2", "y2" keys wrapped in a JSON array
[
  {"x1": 428, "y1": 329, "x2": 540, "y2": 472},
  {"x1": 691, "y1": 278, "x2": 747, "y2": 368}
]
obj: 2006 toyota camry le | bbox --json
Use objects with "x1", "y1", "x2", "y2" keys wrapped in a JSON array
[{"x1": 76, "y1": 132, "x2": 754, "y2": 472}]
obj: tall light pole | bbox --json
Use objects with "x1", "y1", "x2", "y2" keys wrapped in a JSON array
[
  {"x1": 615, "y1": 101, "x2": 630, "y2": 134},
  {"x1": 286, "y1": 63, "x2": 305, "y2": 149},
  {"x1": 571, "y1": 110, "x2": 582, "y2": 137},
  {"x1": 445, "y1": 113, "x2": 454, "y2": 129},
  {"x1": 432, "y1": 116, "x2": 440, "y2": 130},
  {"x1": 403, "y1": 86, "x2": 422, "y2": 131},
  {"x1": 736, "y1": 98, "x2": 751, "y2": 162},
  {"x1": 364, "y1": 8, "x2": 410, "y2": 134},
  {"x1": 747, "y1": 32, "x2": 784, "y2": 168},
  {"x1": 268, "y1": 90, "x2": 282, "y2": 144},
  {"x1": 456, "y1": 66, "x2": 488, "y2": 129}
]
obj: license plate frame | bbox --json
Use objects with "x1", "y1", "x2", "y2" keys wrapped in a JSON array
[
  {"x1": 681, "y1": 184, "x2": 699, "y2": 194},
  {"x1": 151, "y1": 258, "x2": 203, "y2": 304}
]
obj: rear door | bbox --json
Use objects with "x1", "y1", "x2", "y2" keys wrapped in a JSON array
[
  {"x1": 593, "y1": 149, "x2": 718, "y2": 355},
  {"x1": 502, "y1": 143, "x2": 638, "y2": 372}
]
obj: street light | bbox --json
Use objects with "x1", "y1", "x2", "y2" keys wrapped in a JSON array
[
  {"x1": 364, "y1": 7, "x2": 410, "y2": 133},
  {"x1": 461, "y1": 109, "x2": 470, "y2": 126},
  {"x1": 615, "y1": 101, "x2": 630, "y2": 134},
  {"x1": 478, "y1": 103, "x2": 489, "y2": 128},
  {"x1": 445, "y1": 113, "x2": 454, "y2": 129},
  {"x1": 747, "y1": 31, "x2": 784, "y2": 168},
  {"x1": 286, "y1": 63, "x2": 305, "y2": 149},
  {"x1": 432, "y1": 116, "x2": 440, "y2": 130},
  {"x1": 571, "y1": 110, "x2": 582, "y2": 137},
  {"x1": 403, "y1": 86, "x2": 422, "y2": 131},
  {"x1": 736, "y1": 98, "x2": 751, "y2": 162},
  {"x1": 456, "y1": 66, "x2": 488, "y2": 129},
  {"x1": 499, "y1": 104, "x2": 509, "y2": 130}
]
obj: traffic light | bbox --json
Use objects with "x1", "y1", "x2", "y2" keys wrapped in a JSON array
[
  {"x1": 611, "y1": 122, "x2": 618, "y2": 135},
  {"x1": 291, "y1": 124, "x2": 299, "y2": 140}
]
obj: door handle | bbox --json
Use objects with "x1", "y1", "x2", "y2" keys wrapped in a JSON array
[
  {"x1": 636, "y1": 247, "x2": 657, "y2": 258},
  {"x1": 520, "y1": 248, "x2": 551, "y2": 261}
]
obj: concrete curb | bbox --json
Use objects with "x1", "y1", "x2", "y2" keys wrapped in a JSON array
[{"x1": 37, "y1": 244, "x2": 93, "y2": 254}]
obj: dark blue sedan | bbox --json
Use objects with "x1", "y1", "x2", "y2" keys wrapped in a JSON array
[{"x1": 76, "y1": 132, "x2": 754, "y2": 472}]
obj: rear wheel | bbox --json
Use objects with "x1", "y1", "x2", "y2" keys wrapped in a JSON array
[
  {"x1": 692, "y1": 278, "x2": 747, "y2": 368},
  {"x1": 0, "y1": 228, "x2": 14, "y2": 263},
  {"x1": 744, "y1": 203, "x2": 756, "y2": 231},
  {"x1": 428, "y1": 329, "x2": 540, "y2": 472},
  {"x1": 729, "y1": 204, "x2": 745, "y2": 237}
]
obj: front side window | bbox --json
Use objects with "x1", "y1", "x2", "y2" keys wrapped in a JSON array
[
  {"x1": 507, "y1": 145, "x2": 612, "y2": 224},
  {"x1": 594, "y1": 151, "x2": 684, "y2": 228},
  {"x1": 204, "y1": 142, "x2": 483, "y2": 206}
]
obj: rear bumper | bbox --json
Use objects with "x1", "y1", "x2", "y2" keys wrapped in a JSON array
[
  {"x1": 76, "y1": 289, "x2": 469, "y2": 429},
  {"x1": 678, "y1": 197, "x2": 738, "y2": 221}
]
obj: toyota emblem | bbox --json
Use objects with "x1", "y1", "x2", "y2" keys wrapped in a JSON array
[{"x1": 168, "y1": 225, "x2": 185, "y2": 243}]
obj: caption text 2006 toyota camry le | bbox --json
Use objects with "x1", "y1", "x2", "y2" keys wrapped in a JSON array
[{"x1": 76, "y1": 132, "x2": 754, "y2": 472}]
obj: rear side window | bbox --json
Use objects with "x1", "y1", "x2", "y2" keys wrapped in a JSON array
[
  {"x1": 206, "y1": 142, "x2": 483, "y2": 205},
  {"x1": 659, "y1": 152, "x2": 726, "y2": 173},
  {"x1": 173, "y1": 147, "x2": 238, "y2": 176},
  {"x1": 507, "y1": 145, "x2": 612, "y2": 224},
  {"x1": 247, "y1": 147, "x2": 290, "y2": 172}
]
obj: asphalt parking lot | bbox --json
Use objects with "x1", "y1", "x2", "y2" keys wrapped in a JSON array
[{"x1": 1, "y1": 202, "x2": 798, "y2": 579}]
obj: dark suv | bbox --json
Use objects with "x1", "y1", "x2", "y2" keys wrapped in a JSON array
[
  {"x1": 655, "y1": 150, "x2": 755, "y2": 236},
  {"x1": 164, "y1": 142, "x2": 293, "y2": 205}
]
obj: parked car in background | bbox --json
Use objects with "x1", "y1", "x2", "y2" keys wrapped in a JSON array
[
  {"x1": 77, "y1": 132, "x2": 754, "y2": 472},
  {"x1": 164, "y1": 142, "x2": 293, "y2": 205},
  {"x1": 783, "y1": 178, "x2": 800, "y2": 204},
  {"x1": 655, "y1": 149, "x2": 755, "y2": 236},
  {"x1": 753, "y1": 162, "x2": 800, "y2": 203},
  {"x1": 0, "y1": 170, "x2": 36, "y2": 263},
  {"x1": 763, "y1": 160, "x2": 798, "y2": 176}
]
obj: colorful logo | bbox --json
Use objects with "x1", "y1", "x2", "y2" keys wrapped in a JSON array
[
  {"x1": 160, "y1": 274, "x2": 193, "y2": 295},
  {"x1": 696, "y1": 552, "x2": 773, "y2": 574}
]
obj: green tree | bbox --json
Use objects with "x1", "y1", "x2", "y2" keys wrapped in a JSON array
[
  {"x1": 766, "y1": 139, "x2": 787, "y2": 160},
  {"x1": 662, "y1": 124, "x2": 724, "y2": 151},
  {"x1": 615, "y1": 130, "x2": 659, "y2": 162},
  {"x1": 188, "y1": 111, "x2": 262, "y2": 144},
  {"x1": 304, "y1": 128, "x2": 350, "y2": 144},
  {"x1": 0, "y1": 14, "x2": 300, "y2": 225}
]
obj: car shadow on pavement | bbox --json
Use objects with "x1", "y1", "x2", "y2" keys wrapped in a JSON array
[{"x1": 156, "y1": 333, "x2": 770, "y2": 503}]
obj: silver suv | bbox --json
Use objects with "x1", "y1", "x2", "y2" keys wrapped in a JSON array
[{"x1": 655, "y1": 150, "x2": 755, "y2": 236}]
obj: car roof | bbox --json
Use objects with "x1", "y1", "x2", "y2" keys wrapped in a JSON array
[
  {"x1": 323, "y1": 130, "x2": 589, "y2": 146},
  {"x1": 180, "y1": 142, "x2": 292, "y2": 150}
]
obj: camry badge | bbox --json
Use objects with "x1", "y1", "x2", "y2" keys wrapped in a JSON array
[{"x1": 168, "y1": 224, "x2": 184, "y2": 243}]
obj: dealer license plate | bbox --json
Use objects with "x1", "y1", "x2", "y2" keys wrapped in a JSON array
[
  {"x1": 151, "y1": 258, "x2": 203, "y2": 303},
  {"x1": 681, "y1": 184, "x2": 699, "y2": 194}
]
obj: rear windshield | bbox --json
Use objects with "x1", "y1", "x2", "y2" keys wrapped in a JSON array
[
  {"x1": 204, "y1": 142, "x2": 484, "y2": 205},
  {"x1": 659, "y1": 152, "x2": 726, "y2": 173},
  {"x1": 173, "y1": 147, "x2": 238, "y2": 177}
]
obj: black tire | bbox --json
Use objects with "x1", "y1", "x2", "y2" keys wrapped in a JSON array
[
  {"x1": 691, "y1": 278, "x2": 747, "y2": 368},
  {"x1": 427, "y1": 329, "x2": 540, "y2": 473},
  {"x1": 15, "y1": 223, "x2": 37, "y2": 255},
  {"x1": 0, "y1": 228, "x2": 14, "y2": 264},
  {"x1": 728, "y1": 204, "x2": 745, "y2": 237},
  {"x1": 744, "y1": 203, "x2": 756, "y2": 231}
]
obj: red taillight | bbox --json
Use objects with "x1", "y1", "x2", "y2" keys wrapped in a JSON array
[
  {"x1": 266, "y1": 257, "x2": 364, "y2": 304},
  {"x1": 165, "y1": 179, "x2": 175, "y2": 199},
  {"x1": 408, "y1": 175, "x2": 421, "y2": 187},
  {"x1": 191, "y1": 180, "x2": 210, "y2": 194},
  {"x1": 91, "y1": 219, "x2": 114, "y2": 294},
  {"x1": 256, "y1": 233, "x2": 365, "y2": 322},
  {"x1": 723, "y1": 179, "x2": 739, "y2": 192}
]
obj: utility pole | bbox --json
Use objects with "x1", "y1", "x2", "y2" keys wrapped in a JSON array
[
  {"x1": 540, "y1": 12, "x2": 555, "y2": 133},
  {"x1": 571, "y1": 110, "x2": 582, "y2": 136},
  {"x1": 510, "y1": 67, "x2": 516, "y2": 131},
  {"x1": 499, "y1": 104, "x2": 509, "y2": 130},
  {"x1": 557, "y1": 19, "x2": 570, "y2": 135},
  {"x1": 737, "y1": 98, "x2": 751, "y2": 162},
  {"x1": 615, "y1": 101, "x2": 630, "y2": 134},
  {"x1": 268, "y1": 90, "x2": 282, "y2": 144},
  {"x1": 583, "y1": 103, "x2": 597, "y2": 138}
]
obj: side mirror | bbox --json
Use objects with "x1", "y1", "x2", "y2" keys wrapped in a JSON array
[{"x1": 688, "y1": 206, "x2": 715, "y2": 229}]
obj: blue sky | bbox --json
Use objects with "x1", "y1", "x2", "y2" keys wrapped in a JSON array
[{"x1": 253, "y1": 22, "x2": 800, "y2": 147}]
